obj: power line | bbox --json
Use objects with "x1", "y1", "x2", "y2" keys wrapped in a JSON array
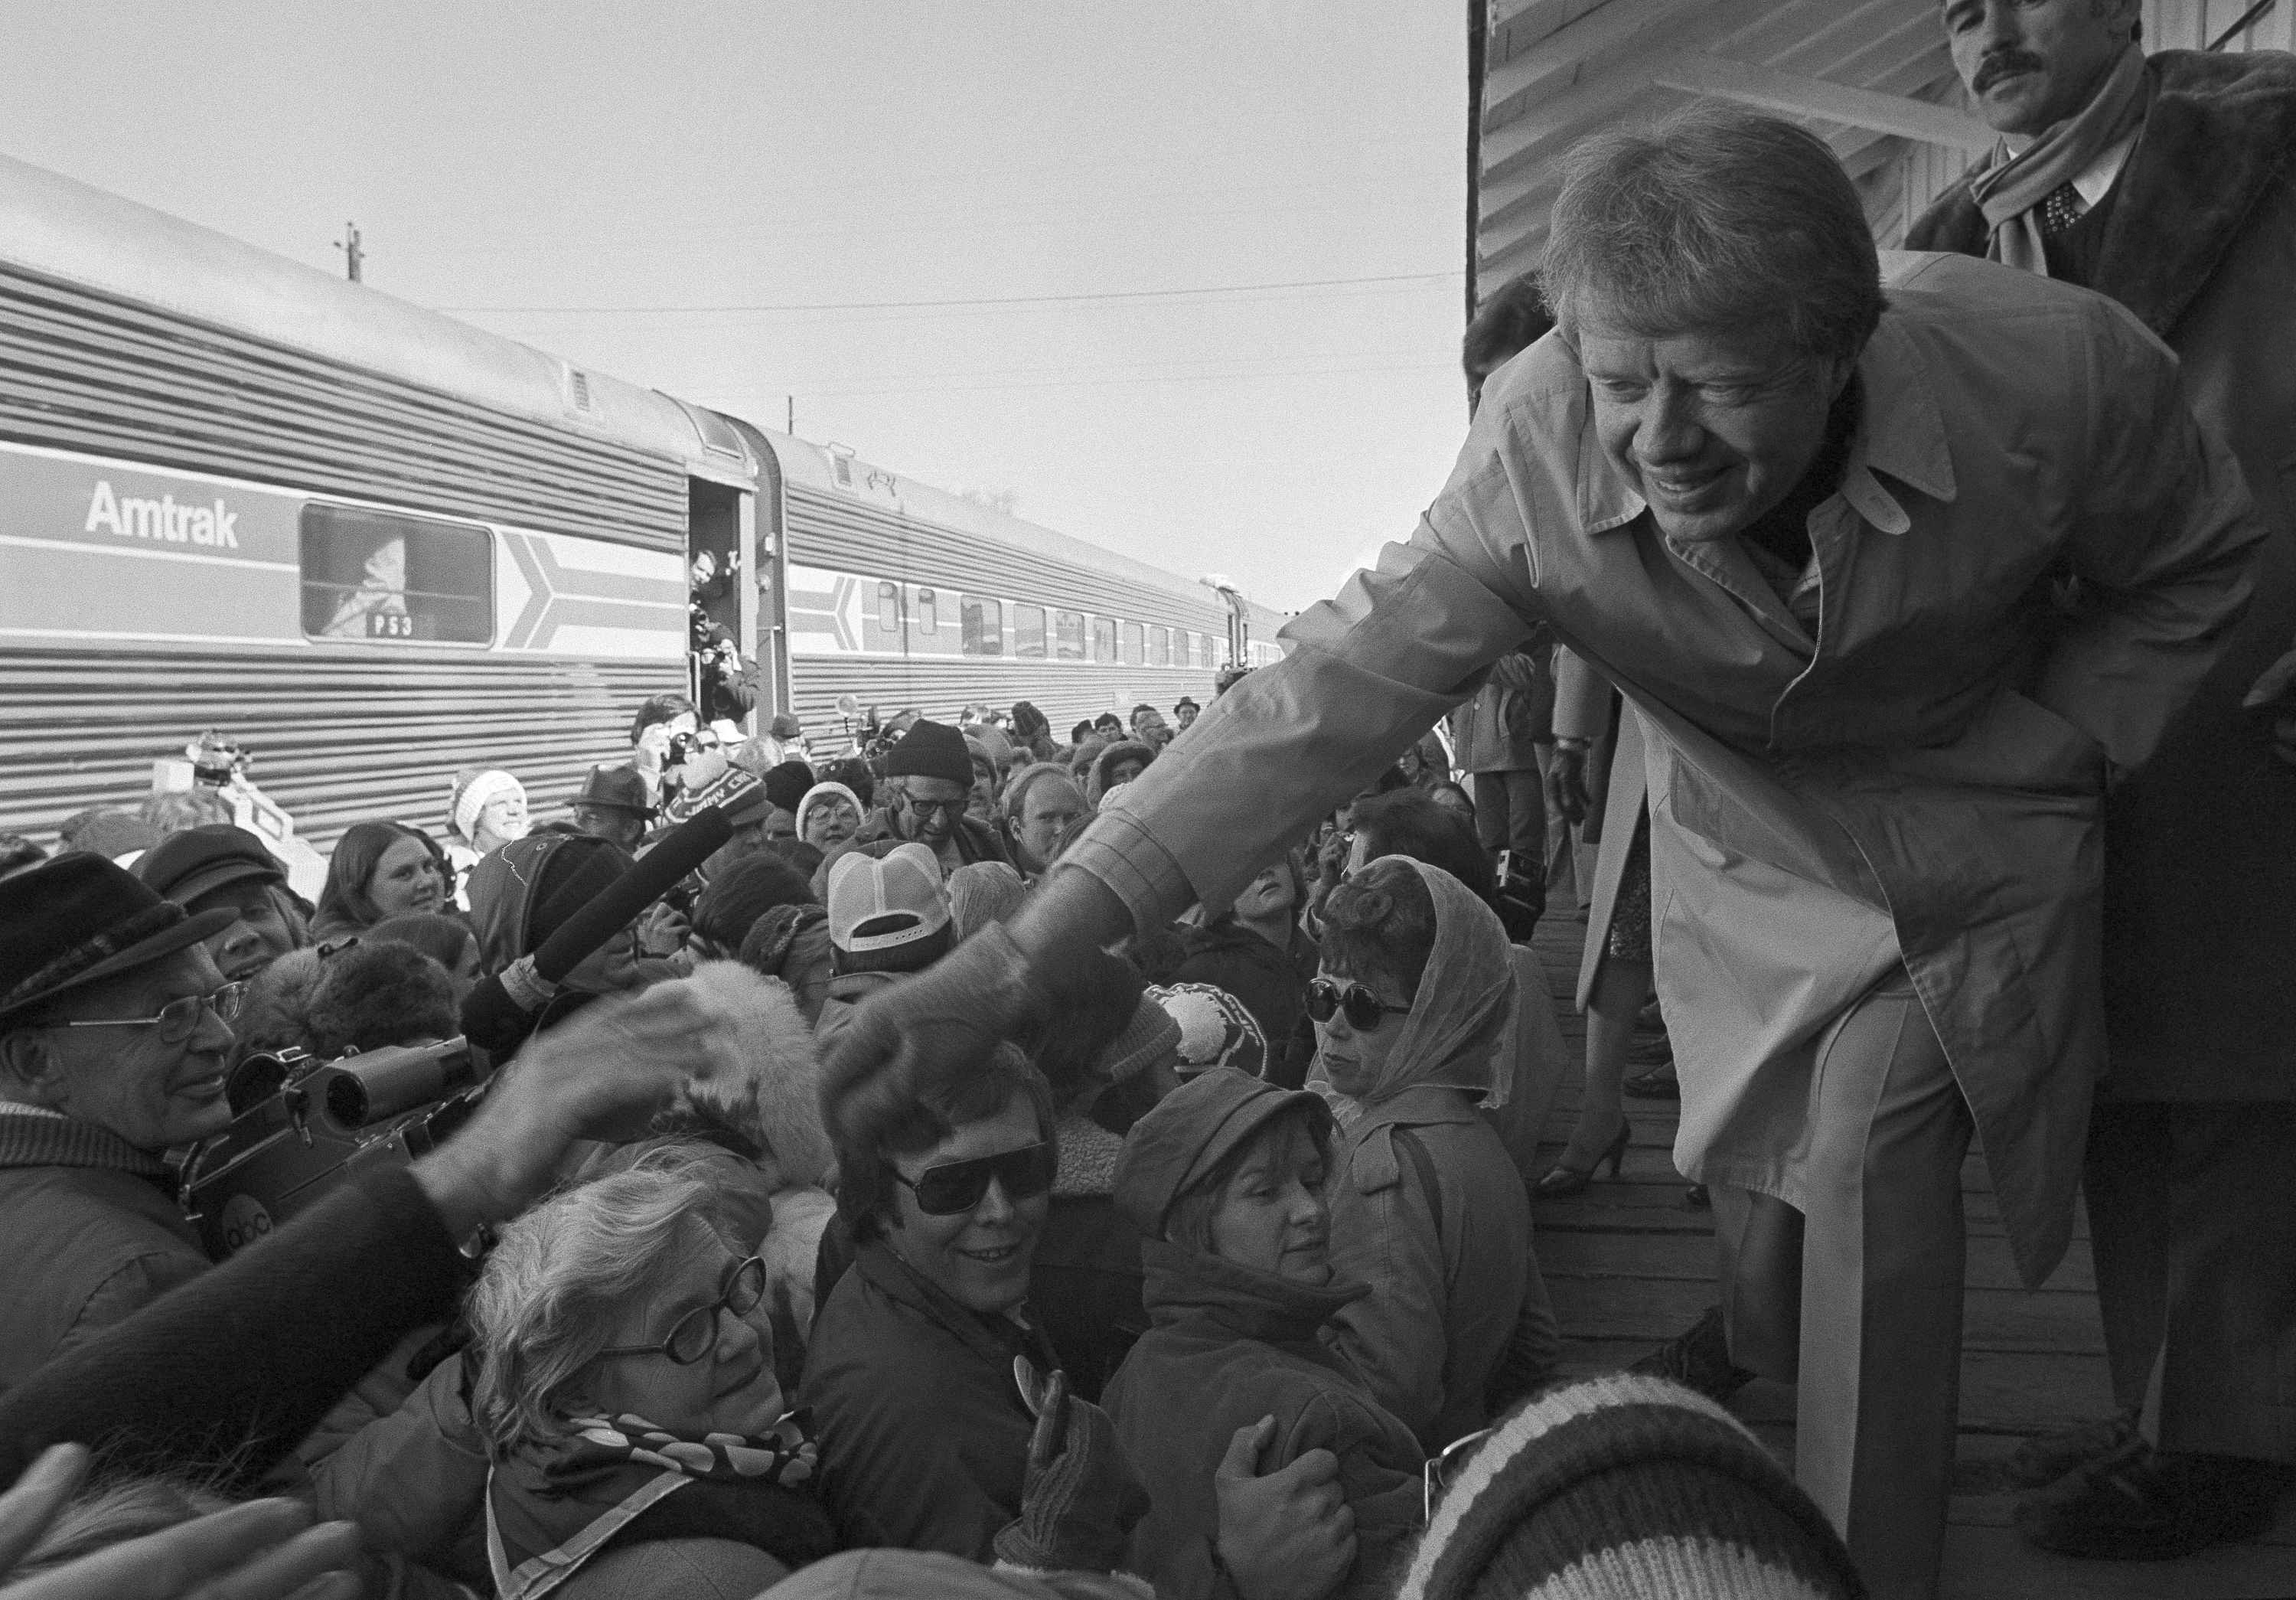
[{"x1": 437, "y1": 270, "x2": 1460, "y2": 316}]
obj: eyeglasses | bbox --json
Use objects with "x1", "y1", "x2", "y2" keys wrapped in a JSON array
[
  {"x1": 58, "y1": 981, "x2": 246, "y2": 1044},
  {"x1": 1306, "y1": 978, "x2": 1407, "y2": 1032},
  {"x1": 893, "y1": 1142, "x2": 1057, "y2": 1216},
  {"x1": 1424, "y1": 1427, "x2": 1492, "y2": 1523},
  {"x1": 897, "y1": 792, "x2": 966, "y2": 821},
  {"x1": 594, "y1": 1255, "x2": 767, "y2": 1366}
]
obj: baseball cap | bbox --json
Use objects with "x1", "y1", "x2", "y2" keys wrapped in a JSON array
[{"x1": 827, "y1": 843, "x2": 951, "y2": 953}]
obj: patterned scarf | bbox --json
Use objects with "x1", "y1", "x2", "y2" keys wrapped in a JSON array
[
  {"x1": 1968, "y1": 44, "x2": 2148, "y2": 275},
  {"x1": 556, "y1": 1409, "x2": 816, "y2": 1487},
  {"x1": 488, "y1": 1408, "x2": 829, "y2": 1599}
]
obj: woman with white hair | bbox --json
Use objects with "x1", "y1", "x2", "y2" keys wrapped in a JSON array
[{"x1": 468, "y1": 1158, "x2": 833, "y2": 1599}]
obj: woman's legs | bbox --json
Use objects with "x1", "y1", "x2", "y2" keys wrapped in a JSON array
[{"x1": 1557, "y1": 955, "x2": 1650, "y2": 1168}]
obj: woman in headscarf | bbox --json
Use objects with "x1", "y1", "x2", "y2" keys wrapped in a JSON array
[
  {"x1": 1311, "y1": 856, "x2": 1530, "y2": 1451},
  {"x1": 311, "y1": 820, "x2": 450, "y2": 942}
]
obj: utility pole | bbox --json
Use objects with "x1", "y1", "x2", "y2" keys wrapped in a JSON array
[
  {"x1": 336, "y1": 222, "x2": 364, "y2": 282},
  {"x1": 786, "y1": 395, "x2": 794, "y2": 436}
]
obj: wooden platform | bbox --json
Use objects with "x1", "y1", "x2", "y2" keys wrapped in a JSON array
[{"x1": 1523, "y1": 909, "x2": 2296, "y2": 1600}]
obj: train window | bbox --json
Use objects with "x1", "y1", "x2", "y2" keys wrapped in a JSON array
[
  {"x1": 962, "y1": 596, "x2": 1004, "y2": 656},
  {"x1": 1057, "y1": 610, "x2": 1087, "y2": 661},
  {"x1": 299, "y1": 504, "x2": 491, "y2": 645},
  {"x1": 1150, "y1": 625, "x2": 1170, "y2": 666},
  {"x1": 1173, "y1": 631, "x2": 1191, "y2": 668},
  {"x1": 1122, "y1": 620, "x2": 1144, "y2": 665},
  {"x1": 1015, "y1": 604, "x2": 1048, "y2": 659},
  {"x1": 1202, "y1": 632, "x2": 1220, "y2": 666},
  {"x1": 917, "y1": 588, "x2": 938, "y2": 634},
  {"x1": 877, "y1": 581, "x2": 902, "y2": 635},
  {"x1": 1091, "y1": 617, "x2": 1117, "y2": 663}
]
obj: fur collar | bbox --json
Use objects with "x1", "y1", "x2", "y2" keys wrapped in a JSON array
[
  {"x1": 1907, "y1": 50, "x2": 2296, "y2": 338},
  {"x1": 669, "y1": 961, "x2": 835, "y2": 1190}
]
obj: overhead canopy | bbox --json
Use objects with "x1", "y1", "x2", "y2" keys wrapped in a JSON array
[{"x1": 1470, "y1": 0, "x2": 1995, "y2": 308}]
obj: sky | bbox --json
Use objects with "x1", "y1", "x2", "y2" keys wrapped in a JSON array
[{"x1": 0, "y1": 1, "x2": 1471, "y2": 616}]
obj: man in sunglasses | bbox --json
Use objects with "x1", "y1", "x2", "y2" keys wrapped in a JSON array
[
  {"x1": 0, "y1": 854, "x2": 246, "y2": 1389},
  {"x1": 872, "y1": 720, "x2": 1013, "y2": 877}
]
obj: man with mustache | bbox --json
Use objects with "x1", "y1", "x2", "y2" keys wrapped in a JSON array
[
  {"x1": 1911, "y1": 0, "x2": 2296, "y2": 1560},
  {"x1": 830, "y1": 106, "x2": 2264, "y2": 1598}
]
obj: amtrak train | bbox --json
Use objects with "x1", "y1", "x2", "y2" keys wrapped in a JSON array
[{"x1": 0, "y1": 153, "x2": 1288, "y2": 847}]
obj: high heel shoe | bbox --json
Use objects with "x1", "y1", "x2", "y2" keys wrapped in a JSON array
[{"x1": 1531, "y1": 1121, "x2": 1631, "y2": 1199}]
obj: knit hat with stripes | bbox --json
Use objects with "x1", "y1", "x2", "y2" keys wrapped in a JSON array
[{"x1": 1401, "y1": 1373, "x2": 1866, "y2": 1600}]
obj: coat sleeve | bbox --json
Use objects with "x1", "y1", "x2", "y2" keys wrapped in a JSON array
[
  {"x1": 0, "y1": 1166, "x2": 465, "y2": 1488},
  {"x1": 1062, "y1": 437, "x2": 1545, "y2": 926},
  {"x1": 1322, "y1": 1132, "x2": 1452, "y2": 1449},
  {"x1": 1281, "y1": 1393, "x2": 1426, "y2": 1600},
  {"x1": 2036, "y1": 300, "x2": 2265, "y2": 771}
]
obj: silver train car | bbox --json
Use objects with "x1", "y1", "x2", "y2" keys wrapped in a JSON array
[{"x1": 0, "y1": 152, "x2": 1288, "y2": 847}]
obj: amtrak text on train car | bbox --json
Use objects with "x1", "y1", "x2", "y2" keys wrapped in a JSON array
[{"x1": 83, "y1": 482, "x2": 241, "y2": 548}]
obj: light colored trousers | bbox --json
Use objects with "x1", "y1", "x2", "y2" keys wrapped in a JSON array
[{"x1": 1711, "y1": 970, "x2": 1971, "y2": 1600}]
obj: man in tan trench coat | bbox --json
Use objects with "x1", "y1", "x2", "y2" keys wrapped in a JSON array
[{"x1": 819, "y1": 110, "x2": 2263, "y2": 1599}]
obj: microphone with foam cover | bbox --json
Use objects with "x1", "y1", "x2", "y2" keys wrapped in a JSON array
[{"x1": 459, "y1": 807, "x2": 734, "y2": 1052}]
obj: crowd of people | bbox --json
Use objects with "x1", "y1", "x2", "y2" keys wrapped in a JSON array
[{"x1": 2, "y1": 8, "x2": 2294, "y2": 1599}]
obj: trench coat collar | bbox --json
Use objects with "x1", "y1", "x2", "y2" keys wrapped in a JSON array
[{"x1": 1576, "y1": 309, "x2": 1958, "y2": 540}]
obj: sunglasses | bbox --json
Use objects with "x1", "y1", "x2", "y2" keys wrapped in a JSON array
[
  {"x1": 595, "y1": 1255, "x2": 767, "y2": 1366},
  {"x1": 1306, "y1": 978, "x2": 1407, "y2": 1032},
  {"x1": 59, "y1": 981, "x2": 247, "y2": 1045},
  {"x1": 895, "y1": 1142, "x2": 1057, "y2": 1216}
]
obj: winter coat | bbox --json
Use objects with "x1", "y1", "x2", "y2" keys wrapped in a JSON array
[
  {"x1": 311, "y1": 1356, "x2": 493, "y2": 1589},
  {"x1": 1326, "y1": 1086, "x2": 1529, "y2": 1451},
  {"x1": 0, "y1": 1113, "x2": 208, "y2": 1393},
  {"x1": 1063, "y1": 253, "x2": 2262, "y2": 1288},
  {"x1": 1103, "y1": 1243, "x2": 1424, "y2": 1600},
  {"x1": 1169, "y1": 917, "x2": 1314, "y2": 1087},
  {"x1": 798, "y1": 1240, "x2": 1060, "y2": 1558},
  {"x1": 1446, "y1": 642, "x2": 1552, "y2": 772},
  {"x1": 1908, "y1": 48, "x2": 2296, "y2": 1102}
]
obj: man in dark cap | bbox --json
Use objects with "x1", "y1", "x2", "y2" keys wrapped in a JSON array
[
  {"x1": 0, "y1": 856, "x2": 244, "y2": 1386},
  {"x1": 135, "y1": 824, "x2": 310, "y2": 983},
  {"x1": 874, "y1": 720, "x2": 1012, "y2": 877},
  {"x1": 569, "y1": 765, "x2": 653, "y2": 854}
]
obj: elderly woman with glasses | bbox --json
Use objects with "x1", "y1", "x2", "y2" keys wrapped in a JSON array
[
  {"x1": 1309, "y1": 856, "x2": 1530, "y2": 1454},
  {"x1": 799, "y1": 1036, "x2": 1145, "y2": 1569},
  {"x1": 467, "y1": 1156, "x2": 833, "y2": 1600}
]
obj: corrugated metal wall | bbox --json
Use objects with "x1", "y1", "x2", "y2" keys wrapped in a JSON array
[
  {"x1": 784, "y1": 487, "x2": 1234, "y2": 638},
  {"x1": 788, "y1": 658, "x2": 1223, "y2": 750},
  {"x1": 0, "y1": 648, "x2": 678, "y2": 846},
  {"x1": 0, "y1": 263, "x2": 685, "y2": 550}
]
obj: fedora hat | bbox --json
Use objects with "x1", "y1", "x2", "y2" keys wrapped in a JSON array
[
  {"x1": 572, "y1": 763, "x2": 653, "y2": 817},
  {"x1": 0, "y1": 855, "x2": 236, "y2": 1027}
]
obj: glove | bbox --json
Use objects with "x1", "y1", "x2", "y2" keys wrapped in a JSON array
[
  {"x1": 1544, "y1": 741, "x2": 1592, "y2": 827},
  {"x1": 816, "y1": 923, "x2": 1057, "y2": 1149},
  {"x1": 993, "y1": 1366, "x2": 1150, "y2": 1575}
]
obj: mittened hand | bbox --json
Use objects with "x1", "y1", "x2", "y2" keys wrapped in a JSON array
[
  {"x1": 818, "y1": 923, "x2": 1052, "y2": 1144},
  {"x1": 994, "y1": 1364, "x2": 1151, "y2": 1574}
]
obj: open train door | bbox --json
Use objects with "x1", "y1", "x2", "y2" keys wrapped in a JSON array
[{"x1": 665, "y1": 400, "x2": 765, "y2": 734}]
